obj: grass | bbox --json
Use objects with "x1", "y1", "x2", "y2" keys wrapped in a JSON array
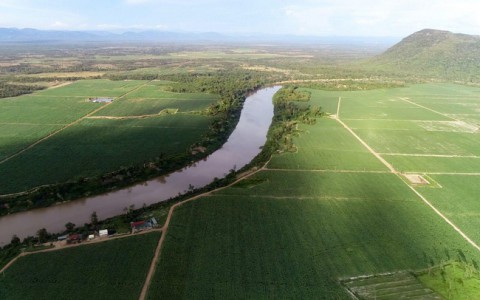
[
  {"x1": 344, "y1": 272, "x2": 441, "y2": 299},
  {"x1": 417, "y1": 262, "x2": 480, "y2": 300},
  {"x1": 0, "y1": 232, "x2": 160, "y2": 300}
]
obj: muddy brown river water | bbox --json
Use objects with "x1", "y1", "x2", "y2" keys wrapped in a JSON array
[{"x1": 0, "y1": 86, "x2": 280, "y2": 246}]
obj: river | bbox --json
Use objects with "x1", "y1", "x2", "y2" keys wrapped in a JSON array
[{"x1": 0, "y1": 86, "x2": 280, "y2": 246}]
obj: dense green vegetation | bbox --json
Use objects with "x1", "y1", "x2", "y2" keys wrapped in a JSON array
[
  {"x1": 2, "y1": 33, "x2": 480, "y2": 299},
  {"x1": 418, "y1": 261, "x2": 480, "y2": 300},
  {"x1": 344, "y1": 272, "x2": 441, "y2": 299},
  {"x1": 0, "y1": 69, "x2": 271, "y2": 214},
  {"x1": 0, "y1": 232, "x2": 160, "y2": 300},
  {"x1": 148, "y1": 82, "x2": 480, "y2": 299},
  {"x1": 369, "y1": 29, "x2": 480, "y2": 81},
  {"x1": 147, "y1": 194, "x2": 479, "y2": 299},
  {"x1": 0, "y1": 81, "x2": 44, "y2": 98}
]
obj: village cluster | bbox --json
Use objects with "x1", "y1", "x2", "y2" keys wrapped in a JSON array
[{"x1": 56, "y1": 217, "x2": 158, "y2": 245}]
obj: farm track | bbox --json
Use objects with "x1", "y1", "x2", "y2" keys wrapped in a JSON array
[
  {"x1": 398, "y1": 97, "x2": 458, "y2": 121},
  {"x1": 333, "y1": 97, "x2": 396, "y2": 173},
  {"x1": 86, "y1": 115, "x2": 160, "y2": 120},
  {"x1": 263, "y1": 168, "x2": 390, "y2": 174},
  {"x1": 138, "y1": 163, "x2": 271, "y2": 300},
  {"x1": 276, "y1": 78, "x2": 376, "y2": 85},
  {"x1": 0, "y1": 122, "x2": 66, "y2": 126},
  {"x1": 406, "y1": 172, "x2": 480, "y2": 176},
  {"x1": 335, "y1": 97, "x2": 480, "y2": 253},
  {"x1": 140, "y1": 91, "x2": 480, "y2": 299},
  {"x1": 0, "y1": 80, "x2": 153, "y2": 166},
  {"x1": 380, "y1": 153, "x2": 480, "y2": 158},
  {"x1": 0, "y1": 104, "x2": 112, "y2": 165}
]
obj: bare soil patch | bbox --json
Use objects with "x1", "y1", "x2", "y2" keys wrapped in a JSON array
[{"x1": 404, "y1": 174, "x2": 430, "y2": 185}]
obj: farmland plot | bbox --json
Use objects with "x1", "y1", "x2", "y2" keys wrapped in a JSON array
[
  {"x1": 93, "y1": 98, "x2": 217, "y2": 117},
  {"x1": 0, "y1": 115, "x2": 214, "y2": 194},
  {"x1": 148, "y1": 193, "x2": 479, "y2": 299},
  {"x1": 0, "y1": 79, "x2": 222, "y2": 194},
  {"x1": 268, "y1": 119, "x2": 388, "y2": 171},
  {"x1": 36, "y1": 79, "x2": 144, "y2": 97},
  {"x1": 0, "y1": 95, "x2": 103, "y2": 124},
  {"x1": 148, "y1": 83, "x2": 480, "y2": 299},
  {"x1": 0, "y1": 232, "x2": 160, "y2": 300}
]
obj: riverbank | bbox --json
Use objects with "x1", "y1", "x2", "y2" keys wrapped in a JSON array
[
  {"x1": 0, "y1": 80, "x2": 262, "y2": 216},
  {"x1": 0, "y1": 86, "x2": 280, "y2": 247}
]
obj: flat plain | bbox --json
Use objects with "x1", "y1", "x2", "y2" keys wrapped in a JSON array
[
  {"x1": 0, "y1": 79, "x2": 220, "y2": 194},
  {"x1": 147, "y1": 83, "x2": 480, "y2": 299}
]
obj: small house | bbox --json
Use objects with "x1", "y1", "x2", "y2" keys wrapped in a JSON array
[
  {"x1": 99, "y1": 229, "x2": 108, "y2": 237},
  {"x1": 67, "y1": 233, "x2": 81, "y2": 244},
  {"x1": 130, "y1": 220, "x2": 154, "y2": 233},
  {"x1": 57, "y1": 234, "x2": 68, "y2": 241}
]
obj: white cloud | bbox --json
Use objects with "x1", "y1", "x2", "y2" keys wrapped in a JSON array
[
  {"x1": 282, "y1": 0, "x2": 480, "y2": 36},
  {"x1": 51, "y1": 21, "x2": 68, "y2": 29}
]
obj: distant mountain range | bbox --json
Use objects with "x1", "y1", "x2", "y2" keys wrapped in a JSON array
[
  {"x1": 372, "y1": 29, "x2": 480, "y2": 79},
  {"x1": 0, "y1": 27, "x2": 398, "y2": 47},
  {"x1": 0, "y1": 28, "x2": 223, "y2": 42}
]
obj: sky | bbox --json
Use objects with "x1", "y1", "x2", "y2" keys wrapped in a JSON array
[{"x1": 0, "y1": 0, "x2": 479, "y2": 37}]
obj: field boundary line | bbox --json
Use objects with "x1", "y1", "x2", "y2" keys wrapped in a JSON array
[
  {"x1": 0, "y1": 122, "x2": 66, "y2": 126},
  {"x1": 138, "y1": 162, "x2": 271, "y2": 300},
  {"x1": 334, "y1": 109, "x2": 480, "y2": 254},
  {"x1": 0, "y1": 103, "x2": 112, "y2": 165},
  {"x1": 380, "y1": 153, "x2": 480, "y2": 158},
  {"x1": 404, "y1": 183, "x2": 480, "y2": 252},
  {"x1": 408, "y1": 172, "x2": 480, "y2": 176},
  {"x1": 0, "y1": 81, "x2": 152, "y2": 165},
  {"x1": 332, "y1": 116, "x2": 396, "y2": 173},
  {"x1": 263, "y1": 168, "x2": 390, "y2": 173},
  {"x1": 0, "y1": 229, "x2": 162, "y2": 274},
  {"x1": 336, "y1": 96, "x2": 342, "y2": 117},
  {"x1": 398, "y1": 97, "x2": 458, "y2": 121}
]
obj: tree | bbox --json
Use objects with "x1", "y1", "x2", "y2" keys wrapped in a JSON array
[
  {"x1": 37, "y1": 228, "x2": 49, "y2": 243},
  {"x1": 90, "y1": 211, "x2": 98, "y2": 226},
  {"x1": 10, "y1": 235, "x2": 20, "y2": 246},
  {"x1": 65, "y1": 222, "x2": 75, "y2": 232}
]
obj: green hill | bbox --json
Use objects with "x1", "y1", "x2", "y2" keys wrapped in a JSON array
[{"x1": 370, "y1": 29, "x2": 480, "y2": 81}]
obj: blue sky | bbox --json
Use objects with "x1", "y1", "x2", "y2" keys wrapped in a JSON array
[{"x1": 0, "y1": 0, "x2": 479, "y2": 37}]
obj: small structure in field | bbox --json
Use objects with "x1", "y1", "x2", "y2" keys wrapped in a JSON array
[
  {"x1": 89, "y1": 97, "x2": 113, "y2": 103},
  {"x1": 99, "y1": 229, "x2": 108, "y2": 237},
  {"x1": 404, "y1": 174, "x2": 430, "y2": 185},
  {"x1": 88, "y1": 234, "x2": 95, "y2": 240}
]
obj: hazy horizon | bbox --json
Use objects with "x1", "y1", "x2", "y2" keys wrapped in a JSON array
[{"x1": 0, "y1": 0, "x2": 478, "y2": 37}]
